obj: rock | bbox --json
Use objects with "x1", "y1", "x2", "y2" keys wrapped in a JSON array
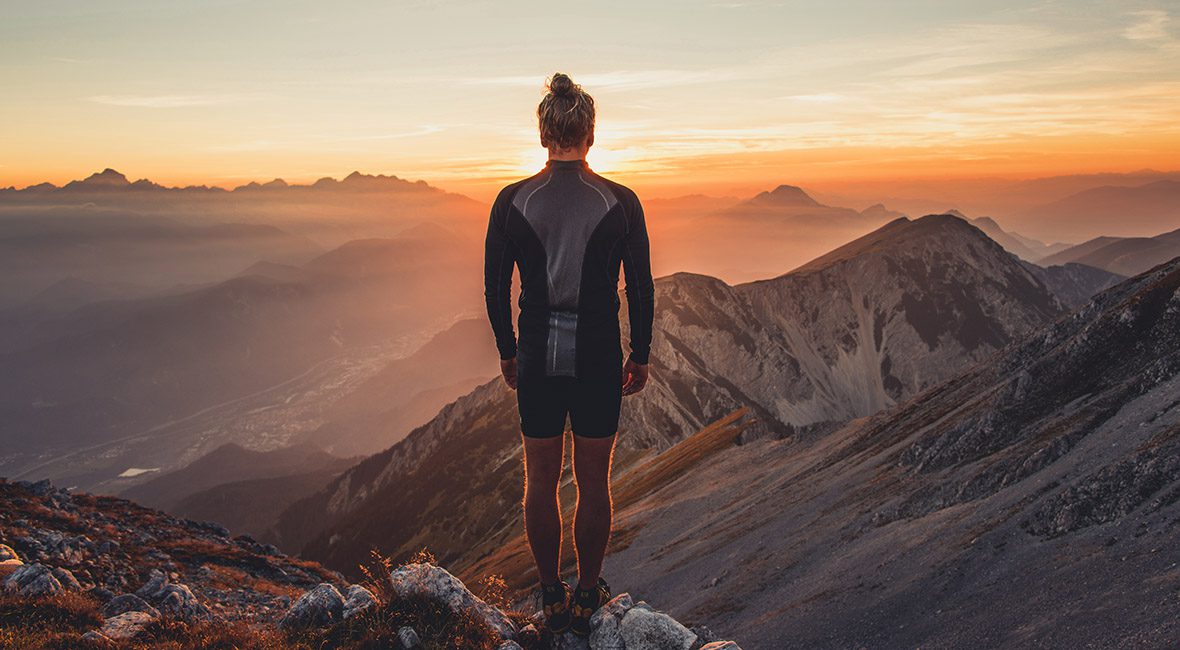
[
  {"x1": 80, "y1": 630, "x2": 114, "y2": 645},
  {"x1": 278, "y1": 583, "x2": 344, "y2": 629},
  {"x1": 102, "y1": 594, "x2": 161, "y2": 619},
  {"x1": 620, "y1": 606, "x2": 698, "y2": 650},
  {"x1": 496, "y1": 642, "x2": 524, "y2": 650},
  {"x1": 699, "y1": 642, "x2": 742, "y2": 650},
  {"x1": 343, "y1": 584, "x2": 377, "y2": 619},
  {"x1": 156, "y1": 583, "x2": 211, "y2": 620},
  {"x1": 589, "y1": 593, "x2": 635, "y2": 650},
  {"x1": 4, "y1": 563, "x2": 64, "y2": 597},
  {"x1": 590, "y1": 612, "x2": 624, "y2": 650},
  {"x1": 17, "y1": 479, "x2": 54, "y2": 497},
  {"x1": 388, "y1": 563, "x2": 516, "y2": 640},
  {"x1": 98, "y1": 610, "x2": 158, "y2": 641},
  {"x1": 135, "y1": 569, "x2": 169, "y2": 599},
  {"x1": 51, "y1": 567, "x2": 82, "y2": 591},
  {"x1": 550, "y1": 633, "x2": 590, "y2": 650},
  {"x1": 397, "y1": 625, "x2": 421, "y2": 648},
  {"x1": 0, "y1": 544, "x2": 19, "y2": 562},
  {"x1": 691, "y1": 625, "x2": 719, "y2": 644},
  {"x1": 89, "y1": 586, "x2": 116, "y2": 603}
]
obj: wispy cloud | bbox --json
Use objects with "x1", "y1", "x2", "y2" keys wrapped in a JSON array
[
  {"x1": 465, "y1": 69, "x2": 740, "y2": 91},
  {"x1": 88, "y1": 93, "x2": 262, "y2": 108},
  {"x1": 202, "y1": 126, "x2": 447, "y2": 152},
  {"x1": 1124, "y1": 10, "x2": 1170, "y2": 41}
]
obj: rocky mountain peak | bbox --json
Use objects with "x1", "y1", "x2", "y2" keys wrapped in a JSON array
[
  {"x1": 746, "y1": 184, "x2": 821, "y2": 208},
  {"x1": 71, "y1": 168, "x2": 131, "y2": 188}
]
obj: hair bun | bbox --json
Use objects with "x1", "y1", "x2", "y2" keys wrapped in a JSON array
[{"x1": 548, "y1": 72, "x2": 575, "y2": 97}]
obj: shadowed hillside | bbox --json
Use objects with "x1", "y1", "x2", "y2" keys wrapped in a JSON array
[{"x1": 597, "y1": 255, "x2": 1180, "y2": 648}]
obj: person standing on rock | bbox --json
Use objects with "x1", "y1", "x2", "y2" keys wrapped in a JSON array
[{"x1": 483, "y1": 71, "x2": 655, "y2": 636}]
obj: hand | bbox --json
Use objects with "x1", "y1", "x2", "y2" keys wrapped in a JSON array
[
  {"x1": 621, "y1": 358, "x2": 649, "y2": 396},
  {"x1": 500, "y1": 356, "x2": 518, "y2": 390}
]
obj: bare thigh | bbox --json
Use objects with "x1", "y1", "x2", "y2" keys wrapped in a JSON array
[
  {"x1": 572, "y1": 434, "x2": 616, "y2": 489},
  {"x1": 523, "y1": 434, "x2": 566, "y2": 492}
]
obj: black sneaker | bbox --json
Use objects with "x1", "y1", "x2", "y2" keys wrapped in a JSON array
[
  {"x1": 569, "y1": 577, "x2": 611, "y2": 636},
  {"x1": 540, "y1": 579, "x2": 573, "y2": 634}
]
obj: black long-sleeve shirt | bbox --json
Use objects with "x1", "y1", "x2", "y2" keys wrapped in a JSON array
[{"x1": 483, "y1": 158, "x2": 654, "y2": 380}]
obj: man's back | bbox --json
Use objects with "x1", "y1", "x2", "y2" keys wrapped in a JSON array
[{"x1": 484, "y1": 158, "x2": 654, "y2": 381}]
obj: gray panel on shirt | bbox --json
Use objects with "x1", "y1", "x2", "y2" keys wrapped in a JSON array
[{"x1": 513, "y1": 170, "x2": 618, "y2": 375}]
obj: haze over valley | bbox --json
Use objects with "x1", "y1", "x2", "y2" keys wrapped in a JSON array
[{"x1": 0, "y1": 164, "x2": 1177, "y2": 648}]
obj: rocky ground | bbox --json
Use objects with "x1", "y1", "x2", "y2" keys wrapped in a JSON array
[{"x1": 0, "y1": 478, "x2": 738, "y2": 649}]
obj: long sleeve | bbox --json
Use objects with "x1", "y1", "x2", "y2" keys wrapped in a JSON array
[
  {"x1": 621, "y1": 191, "x2": 655, "y2": 364},
  {"x1": 484, "y1": 191, "x2": 518, "y2": 360}
]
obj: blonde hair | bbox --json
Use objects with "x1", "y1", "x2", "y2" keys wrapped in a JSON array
[{"x1": 537, "y1": 72, "x2": 595, "y2": 150}]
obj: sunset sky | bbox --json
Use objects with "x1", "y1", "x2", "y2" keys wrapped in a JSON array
[{"x1": 2, "y1": 0, "x2": 1178, "y2": 201}]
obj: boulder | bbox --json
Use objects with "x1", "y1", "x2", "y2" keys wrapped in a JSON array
[
  {"x1": 156, "y1": 583, "x2": 211, "y2": 620},
  {"x1": 102, "y1": 593, "x2": 161, "y2": 619},
  {"x1": 397, "y1": 625, "x2": 421, "y2": 649},
  {"x1": 343, "y1": 584, "x2": 377, "y2": 619},
  {"x1": 51, "y1": 567, "x2": 82, "y2": 591},
  {"x1": 551, "y1": 633, "x2": 590, "y2": 649},
  {"x1": 4, "y1": 563, "x2": 64, "y2": 597},
  {"x1": 98, "y1": 610, "x2": 158, "y2": 641},
  {"x1": 589, "y1": 593, "x2": 634, "y2": 650},
  {"x1": 135, "y1": 569, "x2": 169, "y2": 599},
  {"x1": 619, "y1": 605, "x2": 698, "y2": 650},
  {"x1": 278, "y1": 583, "x2": 345, "y2": 629},
  {"x1": 496, "y1": 642, "x2": 524, "y2": 650},
  {"x1": 388, "y1": 563, "x2": 516, "y2": 640},
  {"x1": 700, "y1": 642, "x2": 743, "y2": 650}
]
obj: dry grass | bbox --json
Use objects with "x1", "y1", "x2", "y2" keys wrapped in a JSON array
[
  {"x1": 0, "y1": 591, "x2": 103, "y2": 650},
  {"x1": 199, "y1": 564, "x2": 300, "y2": 598}
]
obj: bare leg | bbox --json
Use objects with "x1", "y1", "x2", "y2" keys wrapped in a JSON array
[
  {"x1": 523, "y1": 433, "x2": 566, "y2": 584},
  {"x1": 572, "y1": 433, "x2": 616, "y2": 590}
]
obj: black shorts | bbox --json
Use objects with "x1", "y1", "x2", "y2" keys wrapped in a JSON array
[{"x1": 517, "y1": 372, "x2": 622, "y2": 439}]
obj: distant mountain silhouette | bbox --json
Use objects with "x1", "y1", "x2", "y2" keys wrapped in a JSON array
[
  {"x1": 121, "y1": 441, "x2": 346, "y2": 511},
  {"x1": 968, "y1": 215, "x2": 1067, "y2": 261},
  {"x1": 744, "y1": 184, "x2": 822, "y2": 208},
  {"x1": 2, "y1": 168, "x2": 449, "y2": 196},
  {"x1": 1039, "y1": 225, "x2": 1180, "y2": 276},
  {"x1": 655, "y1": 183, "x2": 897, "y2": 283},
  {"x1": 1017, "y1": 179, "x2": 1180, "y2": 240}
]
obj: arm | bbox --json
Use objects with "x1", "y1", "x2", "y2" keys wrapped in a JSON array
[
  {"x1": 621, "y1": 190, "x2": 655, "y2": 367},
  {"x1": 484, "y1": 190, "x2": 518, "y2": 362}
]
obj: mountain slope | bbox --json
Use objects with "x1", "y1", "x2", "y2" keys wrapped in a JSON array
[
  {"x1": 120, "y1": 442, "x2": 348, "y2": 511},
  {"x1": 305, "y1": 317, "x2": 500, "y2": 456},
  {"x1": 1021, "y1": 261, "x2": 1124, "y2": 308},
  {"x1": 595, "y1": 255, "x2": 1180, "y2": 649}
]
